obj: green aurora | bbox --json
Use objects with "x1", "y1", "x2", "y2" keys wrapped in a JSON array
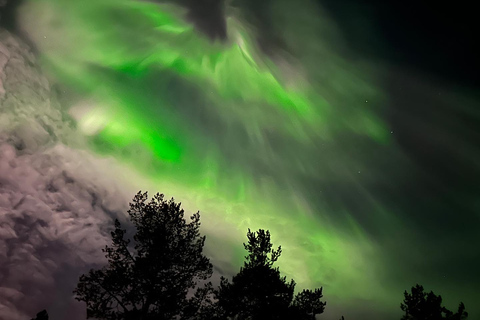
[{"x1": 15, "y1": 0, "x2": 479, "y2": 318}]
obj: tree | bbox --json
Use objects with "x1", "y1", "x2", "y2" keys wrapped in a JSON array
[
  {"x1": 291, "y1": 288, "x2": 327, "y2": 320},
  {"x1": 401, "y1": 284, "x2": 468, "y2": 320},
  {"x1": 31, "y1": 310, "x2": 48, "y2": 320},
  {"x1": 443, "y1": 302, "x2": 468, "y2": 320},
  {"x1": 217, "y1": 229, "x2": 326, "y2": 320},
  {"x1": 74, "y1": 191, "x2": 213, "y2": 320},
  {"x1": 182, "y1": 281, "x2": 222, "y2": 320}
]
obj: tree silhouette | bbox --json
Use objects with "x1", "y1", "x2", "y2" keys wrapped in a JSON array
[
  {"x1": 30, "y1": 309, "x2": 48, "y2": 320},
  {"x1": 444, "y1": 303, "x2": 468, "y2": 320},
  {"x1": 291, "y1": 288, "x2": 327, "y2": 320},
  {"x1": 401, "y1": 284, "x2": 468, "y2": 320},
  {"x1": 182, "y1": 281, "x2": 222, "y2": 320},
  {"x1": 74, "y1": 191, "x2": 213, "y2": 320},
  {"x1": 216, "y1": 229, "x2": 326, "y2": 320}
]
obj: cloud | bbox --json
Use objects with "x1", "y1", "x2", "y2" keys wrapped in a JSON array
[
  {"x1": 0, "y1": 28, "x2": 134, "y2": 320},
  {"x1": 0, "y1": 142, "x2": 130, "y2": 319}
]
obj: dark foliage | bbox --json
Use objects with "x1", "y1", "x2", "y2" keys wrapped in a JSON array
[
  {"x1": 74, "y1": 191, "x2": 213, "y2": 320},
  {"x1": 291, "y1": 288, "x2": 327, "y2": 320},
  {"x1": 216, "y1": 229, "x2": 326, "y2": 320},
  {"x1": 70, "y1": 191, "x2": 471, "y2": 320},
  {"x1": 401, "y1": 284, "x2": 468, "y2": 320},
  {"x1": 30, "y1": 309, "x2": 48, "y2": 320},
  {"x1": 182, "y1": 281, "x2": 222, "y2": 320}
]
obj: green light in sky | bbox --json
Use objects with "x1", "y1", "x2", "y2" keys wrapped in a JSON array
[{"x1": 18, "y1": 0, "x2": 398, "y2": 315}]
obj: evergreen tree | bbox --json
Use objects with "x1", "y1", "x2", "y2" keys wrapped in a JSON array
[
  {"x1": 401, "y1": 284, "x2": 468, "y2": 320},
  {"x1": 74, "y1": 191, "x2": 213, "y2": 320},
  {"x1": 217, "y1": 229, "x2": 326, "y2": 320},
  {"x1": 291, "y1": 288, "x2": 327, "y2": 320}
]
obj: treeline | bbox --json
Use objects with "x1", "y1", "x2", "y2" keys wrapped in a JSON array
[{"x1": 31, "y1": 192, "x2": 468, "y2": 320}]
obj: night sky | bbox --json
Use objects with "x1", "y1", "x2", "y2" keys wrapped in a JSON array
[{"x1": 0, "y1": 0, "x2": 478, "y2": 319}]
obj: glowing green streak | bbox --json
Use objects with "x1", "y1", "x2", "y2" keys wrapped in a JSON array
[
  {"x1": 24, "y1": 0, "x2": 388, "y2": 144},
  {"x1": 20, "y1": 0, "x2": 396, "y2": 313}
]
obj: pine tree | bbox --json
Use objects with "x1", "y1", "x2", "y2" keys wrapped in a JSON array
[
  {"x1": 74, "y1": 192, "x2": 212, "y2": 320},
  {"x1": 217, "y1": 229, "x2": 326, "y2": 320},
  {"x1": 401, "y1": 284, "x2": 468, "y2": 320}
]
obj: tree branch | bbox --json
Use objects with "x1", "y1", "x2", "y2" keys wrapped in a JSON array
[{"x1": 94, "y1": 277, "x2": 130, "y2": 314}]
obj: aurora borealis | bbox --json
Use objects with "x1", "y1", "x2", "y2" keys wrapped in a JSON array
[{"x1": 0, "y1": 0, "x2": 479, "y2": 319}]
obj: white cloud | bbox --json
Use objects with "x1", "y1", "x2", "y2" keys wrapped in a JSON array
[{"x1": 0, "y1": 28, "x2": 136, "y2": 320}]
